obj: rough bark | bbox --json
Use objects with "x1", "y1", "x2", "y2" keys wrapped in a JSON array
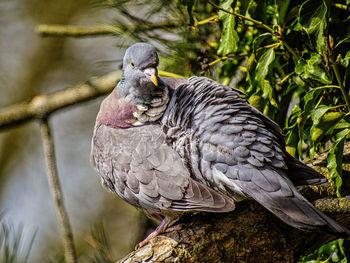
[{"x1": 117, "y1": 144, "x2": 350, "y2": 263}]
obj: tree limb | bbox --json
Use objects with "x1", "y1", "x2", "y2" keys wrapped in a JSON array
[
  {"x1": 39, "y1": 118, "x2": 77, "y2": 263},
  {"x1": 0, "y1": 71, "x2": 121, "y2": 130},
  {"x1": 315, "y1": 196, "x2": 350, "y2": 213},
  {"x1": 36, "y1": 22, "x2": 179, "y2": 38}
]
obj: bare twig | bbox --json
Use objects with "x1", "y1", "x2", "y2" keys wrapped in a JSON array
[
  {"x1": 39, "y1": 118, "x2": 77, "y2": 263},
  {"x1": 0, "y1": 71, "x2": 121, "y2": 130}
]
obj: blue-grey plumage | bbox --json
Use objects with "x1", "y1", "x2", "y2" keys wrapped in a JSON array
[{"x1": 91, "y1": 43, "x2": 350, "y2": 248}]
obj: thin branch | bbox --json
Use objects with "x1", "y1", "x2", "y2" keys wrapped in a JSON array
[
  {"x1": 207, "y1": 0, "x2": 274, "y2": 33},
  {"x1": 36, "y1": 22, "x2": 179, "y2": 38},
  {"x1": 326, "y1": 36, "x2": 350, "y2": 111},
  {"x1": 207, "y1": 0, "x2": 301, "y2": 61},
  {"x1": 39, "y1": 118, "x2": 77, "y2": 263},
  {"x1": 158, "y1": 70, "x2": 184, "y2": 78},
  {"x1": 36, "y1": 25, "x2": 120, "y2": 37},
  {"x1": 0, "y1": 71, "x2": 121, "y2": 130}
]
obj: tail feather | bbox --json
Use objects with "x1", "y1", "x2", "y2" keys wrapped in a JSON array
[
  {"x1": 263, "y1": 187, "x2": 350, "y2": 238},
  {"x1": 285, "y1": 153, "x2": 328, "y2": 186}
]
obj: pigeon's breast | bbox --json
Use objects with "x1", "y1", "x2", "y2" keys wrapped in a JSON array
[
  {"x1": 92, "y1": 124, "x2": 166, "y2": 210},
  {"x1": 96, "y1": 91, "x2": 137, "y2": 129}
]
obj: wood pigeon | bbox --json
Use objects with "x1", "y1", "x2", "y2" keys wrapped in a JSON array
[{"x1": 91, "y1": 43, "x2": 350, "y2": 248}]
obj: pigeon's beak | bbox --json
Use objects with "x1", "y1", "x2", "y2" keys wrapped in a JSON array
[{"x1": 144, "y1": 68, "x2": 158, "y2": 86}]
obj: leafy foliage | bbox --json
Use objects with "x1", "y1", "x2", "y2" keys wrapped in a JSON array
[
  {"x1": 300, "y1": 239, "x2": 348, "y2": 263},
  {"x1": 217, "y1": 0, "x2": 239, "y2": 55}
]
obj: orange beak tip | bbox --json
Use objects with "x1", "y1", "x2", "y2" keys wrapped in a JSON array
[{"x1": 151, "y1": 75, "x2": 158, "y2": 86}]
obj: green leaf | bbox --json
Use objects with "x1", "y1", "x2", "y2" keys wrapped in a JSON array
[
  {"x1": 310, "y1": 104, "x2": 330, "y2": 124},
  {"x1": 298, "y1": 0, "x2": 328, "y2": 53},
  {"x1": 345, "y1": 51, "x2": 350, "y2": 60},
  {"x1": 285, "y1": 105, "x2": 301, "y2": 158},
  {"x1": 300, "y1": 238, "x2": 347, "y2": 262},
  {"x1": 217, "y1": 0, "x2": 240, "y2": 56},
  {"x1": 334, "y1": 119, "x2": 350, "y2": 130},
  {"x1": 296, "y1": 54, "x2": 332, "y2": 84},
  {"x1": 277, "y1": 0, "x2": 291, "y2": 24},
  {"x1": 296, "y1": 87, "x2": 323, "y2": 156},
  {"x1": 327, "y1": 129, "x2": 350, "y2": 197},
  {"x1": 311, "y1": 110, "x2": 345, "y2": 144},
  {"x1": 340, "y1": 51, "x2": 350, "y2": 68},
  {"x1": 255, "y1": 47, "x2": 275, "y2": 99}
]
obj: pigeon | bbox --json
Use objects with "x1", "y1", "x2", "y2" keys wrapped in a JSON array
[{"x1": 91, "y1": 43, "x2": 350, "y2": 247}]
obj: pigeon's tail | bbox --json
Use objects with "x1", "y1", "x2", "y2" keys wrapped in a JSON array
[{"x1": 263, "y1": 187, "x2": 350, "y2": 238}]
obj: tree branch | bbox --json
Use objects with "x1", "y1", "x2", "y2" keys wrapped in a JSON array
[
  {"x1": 36, "y1": 22, "x2": 179, "y2": 38},
  {"x1": 39, "y1": 118, "x2": 77, "y2": 263},
  {"x1": 36, "y1": 24, "x2": 120, "y2": 37},
  {"x1": 0, "y1": 71, "x2": 121, "y2": 130},
  {"x1": 315, "y1": 196, "x2": 350, "y2": 213}
]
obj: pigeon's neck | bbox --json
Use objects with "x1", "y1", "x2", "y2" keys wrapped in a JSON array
[
  {"x1": 96, "y1": 88, "x2": 136, "y2": 129},
  {"x1": 118, "y1": 74, "x2": 156, "y2": 104},
  {"x1": 116, "y1": 76, "x2": 171, "y2": 126},
  {"x1": 131, "y1": 86, "x2": 170, "y2": 126}
]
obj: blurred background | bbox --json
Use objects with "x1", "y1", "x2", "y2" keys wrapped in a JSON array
[{"x1": 0, "y1": 0, "x2": 143, "y2": 262}]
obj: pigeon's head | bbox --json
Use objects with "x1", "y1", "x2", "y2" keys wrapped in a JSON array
[{"x1": 118, "y1": 43, "x2": 160, "y2": 102}]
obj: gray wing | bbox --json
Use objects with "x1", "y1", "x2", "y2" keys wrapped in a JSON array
[
  {"x1": 162, "y1": 76, "x2": 349, "y2": 236},
  {"x1": 91, "y1": 123, "x2": 235, "y2": 214}
]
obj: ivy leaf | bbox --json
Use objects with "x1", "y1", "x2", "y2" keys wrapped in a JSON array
[
  {"x1": 327, "y1": 128, "x2": 349, "y2": 197},
  {"x1": 255, "y1": 47, "x2": 275, "y2": 99},
  {"x1": 217, "y1": 0, "x2": 239, "y2": 56}
]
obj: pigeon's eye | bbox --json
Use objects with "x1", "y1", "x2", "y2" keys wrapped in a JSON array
[{"x1": 130, "y1": 61, "x2": 135, "y2": 69}]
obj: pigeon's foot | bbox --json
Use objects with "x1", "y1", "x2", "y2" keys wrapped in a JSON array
[
  {"x1": 136, "y1": 216, "x2": 173, "y2": 249},
  {"x1": 165, "y1": 223, "x2": 183, "y2": 233}
]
